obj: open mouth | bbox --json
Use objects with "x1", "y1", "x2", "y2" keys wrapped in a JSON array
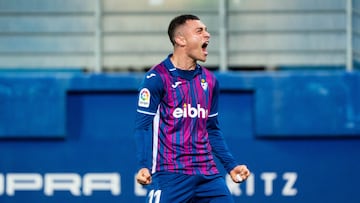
[
  {"x1": 202, "y1": 42, "x2": 209, "y2": 49},
  {"x1": 202, "y1": 42, "x2": 209, "y2": 55}
]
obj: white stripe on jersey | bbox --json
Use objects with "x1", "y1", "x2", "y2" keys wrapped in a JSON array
[
  {"x1": 137, "y1": 109, "x2": 157, "y2": 116},
  {"x1": 208, "y1": 112, "x2": 218, "y2": 117},
  {"x1": 151, "y1": 106, "x2": 160, "y2": 174}
]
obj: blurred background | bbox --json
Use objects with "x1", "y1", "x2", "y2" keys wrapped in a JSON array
[
  {"x1": 0, "y1": 0, "x2": 359, "y2": 202},
  {"x1": 1, "y1": 0, "x2": 359, "y2": 71}
]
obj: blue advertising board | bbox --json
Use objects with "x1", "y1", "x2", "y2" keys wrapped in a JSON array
[{"x1": 0, "y1": 70, "x2": 359, "y2": 203}]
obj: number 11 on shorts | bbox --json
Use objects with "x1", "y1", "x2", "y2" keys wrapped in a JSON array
[{"x1": 148, "y1": 189, "x2": 162, "y2": 203}]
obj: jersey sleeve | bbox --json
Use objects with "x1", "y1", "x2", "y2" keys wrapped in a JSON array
[
  {"x1": 136, "y1": 70, "x2": 163, "y2": 115},
  {"x1": 134, "y1": 70, "x2": 163, "y2": 170},
  {"x1": 207, "y1": 79, "x2": 239, "y2": 173}
]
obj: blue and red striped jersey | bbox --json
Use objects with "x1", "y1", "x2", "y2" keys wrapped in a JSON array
[{"x1": 135, "y1": 54, "x2": 237, "y2": 175}]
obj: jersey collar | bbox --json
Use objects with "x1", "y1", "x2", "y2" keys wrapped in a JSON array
[{"x1": 163, "y1": 54, "x2": 202, "y2": 77}]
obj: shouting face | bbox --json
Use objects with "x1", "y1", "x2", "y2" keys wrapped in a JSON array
[{"x1": 174, "y1": 19, "x2": 211, "y2": 62}]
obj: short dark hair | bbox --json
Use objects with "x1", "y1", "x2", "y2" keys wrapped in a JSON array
[{"x1": 168, "y1": 14, "x2": 200, "y2": 45}]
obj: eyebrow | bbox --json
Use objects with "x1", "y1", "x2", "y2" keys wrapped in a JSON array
[{"x1": 196, "y1": 26, "x2": 207, "y2": 31}]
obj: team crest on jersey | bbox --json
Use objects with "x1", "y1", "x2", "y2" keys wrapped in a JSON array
[
  {"x1": 138, "y1": 88, "x2": 150, "y2": 108},
  {"x1": 201, "y1": 79, "x2": 208, "y2": 91}
]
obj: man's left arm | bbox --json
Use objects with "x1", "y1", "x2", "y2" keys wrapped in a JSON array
[
  {"x1": 207, "y1": 79, "x2": 250, "y2": 182},
  {"x1": 207, "y1": 79, "x2": 238, "y2": 172}
]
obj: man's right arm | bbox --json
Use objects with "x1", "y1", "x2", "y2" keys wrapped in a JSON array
[
  {"x1": 134, "y1": 113, "x2": 155, "y2": 171},
  {"x1": 134, "y1": 70, "x2": 163, "y2": 172}
]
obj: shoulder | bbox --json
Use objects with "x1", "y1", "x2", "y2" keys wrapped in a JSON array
[
  {"x1": 140, "y1": 63, "x2": 169, "y2": 92},
  {"x1": 145, "y1": 62, "x2": 169, "y2": 80}
]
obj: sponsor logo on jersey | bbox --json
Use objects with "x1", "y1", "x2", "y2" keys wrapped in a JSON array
[
  {"x1": 172, "y1": 103, "x2": 208, "y2": 119},
  {"x1": 171, "y1": 81, "x2": 182, "y2": 88},
  {"x1": 146, "y1": 73, "x2": 156, "y2": 79},
  {"x1": 138, "y1": 88, "x2": 150, "y2": 108}
]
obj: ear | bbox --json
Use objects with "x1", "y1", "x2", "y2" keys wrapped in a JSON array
[{"x1": 174, "y1": 34, "x2": 186, "y2": 47}]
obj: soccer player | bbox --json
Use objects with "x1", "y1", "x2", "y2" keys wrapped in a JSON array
[{"x1": 134, "y1": 14, "x2": 250, "y2": 203}]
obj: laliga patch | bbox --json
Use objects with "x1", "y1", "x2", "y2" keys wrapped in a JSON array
[{"x1": 138, "y1": 88, "x2": 151, "y2": 108}]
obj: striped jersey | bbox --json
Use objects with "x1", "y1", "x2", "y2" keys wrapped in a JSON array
[{"x1": 135, "y1": 54, "x2": 237, "y2": 175}]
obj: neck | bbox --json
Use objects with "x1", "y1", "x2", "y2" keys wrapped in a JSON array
[{"x1": 170, "y1": 53, "x2": 196, "y2": 71}]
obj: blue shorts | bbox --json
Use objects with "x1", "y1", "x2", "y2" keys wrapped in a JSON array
[{"x1": 146, "y1": 172, "x2": 234, "y2": 203}]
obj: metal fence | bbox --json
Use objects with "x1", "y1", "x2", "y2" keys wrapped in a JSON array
[
  {"x1": 0, "y1": 0, "x2": 356, "y2": 72},
  {"x1": 353, "y1": 0, "x2": 360, "y2": 69}
]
